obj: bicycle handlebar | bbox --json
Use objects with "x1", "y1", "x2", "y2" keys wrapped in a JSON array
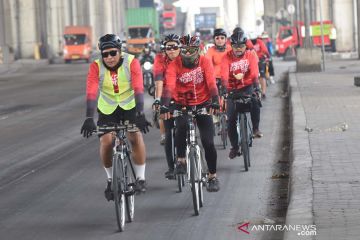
[
  {"x1": 93, "y1": 123, "x2": 138, "y2": 135},
  {"x1": 172, "y1": 107, "x2": 209, "y2": 118}
]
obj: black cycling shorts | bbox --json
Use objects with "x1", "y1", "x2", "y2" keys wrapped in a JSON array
[{"x1": 97, "y1": 106, "x2": 136, "y2": 126}]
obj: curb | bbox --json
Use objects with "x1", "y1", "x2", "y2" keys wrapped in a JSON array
[{"x1": 283, "y1": 72, "x2": 315, "y2": 240}]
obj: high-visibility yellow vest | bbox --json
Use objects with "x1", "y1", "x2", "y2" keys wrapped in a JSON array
[{"x1": 96, "y1": 53, "x2": 136, "y2": 114}]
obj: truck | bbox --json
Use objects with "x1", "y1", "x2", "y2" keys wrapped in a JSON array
[
  {"x1": 63, "y1": 26, "x2": 92, "y2": 63},
  {"x1": 125, "y1": 8, "x2": 160, "y2": 55},
  {"x1": 194, "y1": 13, "x2": 217, "y2": 42},
  {"x1": 162, "y1": 4, "x2": 176, "y2": 29},
  {"x1": 275, "y1": 20, "x2": 335, "y2": 57}
]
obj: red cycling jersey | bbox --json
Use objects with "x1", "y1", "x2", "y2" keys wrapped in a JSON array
[
  {"x1": 221, "y1": 50, "x2": 259, "y2": 90},
  {"x1": 153, "y1": 53, "x2": 172, "y2": 87},
  {"x1": 252, "y1": 38, "x2": 270, "y2": 60},
  {"x1": 205, "y1": 45, "x2": 231, "y2": 79},
  {"x1": 163, "y1": 55, "x2": 218, "y2": 106}
]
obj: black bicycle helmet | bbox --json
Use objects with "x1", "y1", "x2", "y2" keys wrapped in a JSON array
[
  {"x1": 232, "y1": 27, "x2": 244, "y2": 35},
  {"x1": 162, "y1": 33, "x2": 181, "y2": 45},
  {"x1": 230, "y1": 31, "x2": 247, "y2": 45},
  {"x1": 214, "y1": 28, "x2": 227, "y2": 38},
  {"x1": 98, "y1": 34, "x2": 122, "y2": 51}
]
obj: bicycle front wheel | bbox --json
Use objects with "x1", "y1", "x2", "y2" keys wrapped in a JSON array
[
  {"x1": 189, "y1": 146, "x2": 200, "y2": 216},
  {"x1": 240, "y1": 114, "x2": 250, "y2": 172},
  {"x1": 125, "y1": 152, "x2": 135, "y2": 222},
  {"x1": 197, "y1": 147, "x2": 204, "y2": 208},
  {"x1": 113, "y1": 153, "x2": 126, "y2": 231},
  {"x1": 220, "y1": 114, "x2": 228, "y2": 149}
]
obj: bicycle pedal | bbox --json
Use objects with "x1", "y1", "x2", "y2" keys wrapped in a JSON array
[{"x1": 124, "y1": 189, "x2": 135, "y2": 196}]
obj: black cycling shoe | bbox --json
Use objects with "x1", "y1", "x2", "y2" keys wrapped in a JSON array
[
  {"x1": 165, "y1": 169, "x2": 175, "y2": 179},
  {"x1": 175, "y1": 162, "x2": 187, "y2": 175},
  {"x1": 206, "y1": 177, "x2": 220, "y2": 192},
  {"x1": 229, "y1": 147, "x2": 240, "y2": 159},
  {"x1": 104, "y1": 179, "x2": 114, "y2": 201},
  {"x1": 134, "y1": 179, "x2": 147, "y2": 194}
]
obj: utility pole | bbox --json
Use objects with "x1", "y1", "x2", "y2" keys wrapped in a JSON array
[
  {"x1": 319, "y1": 0, "x2": 325, "y2": 71},
  {"x1": 304, "y1": 0, "x2": 312, "y2": 48},
  {"x1": 358, "y1": 0, "x2": 360, "y2": 59},
  {"x1": 0, "y1": 0, "x2": 10, "y2": 64}
]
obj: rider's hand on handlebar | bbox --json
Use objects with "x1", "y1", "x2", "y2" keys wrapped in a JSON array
[
  {"x1": 152, "y1": 98, "x2": 161, "y2": 110},
  {"x1": 209, "y1": 96, "x2": 220, "y2": 115},
  {"x1": 80, "y1": 117, "x2": 96, "y2": 138},
  {"x1": 160, "y1": 105, "x2": 171, "y2": 120},
  {"x1": 136, "y1": 112, "x2": 151, "y2": 134}
]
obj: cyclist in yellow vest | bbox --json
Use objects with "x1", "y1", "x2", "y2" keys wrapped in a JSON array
[{"x1": 80, "y1": 34, "x2": 151, "y2": 200}]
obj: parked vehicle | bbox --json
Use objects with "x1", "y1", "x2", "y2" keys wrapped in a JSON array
[
  {"x1": 63, "y1": 26, "x2": 92, "y2": 63},
  {"x1": 275, "y1": 20, "x2": 335, "y2": 57},
  {"x1": 125, "y1": 8, "x2": 159, "y2": 55}
]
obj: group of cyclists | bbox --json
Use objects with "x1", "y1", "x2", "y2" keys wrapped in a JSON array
[{"x1": 80, "y1": 26, "x2": 275, "y2": 202}]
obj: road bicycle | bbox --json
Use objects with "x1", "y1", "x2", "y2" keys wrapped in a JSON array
[
  {"x1": 228, "y1": 92, "x2": 253, "y2": 171},
  {"x1": 97, "y1": 123, "x2": 137, "y2": 232},
  {"x1": 213, "y1": 81, "x2": 228, "y2": 149},
  {"x1": 173, "y1": 106, "x2": 208, "y2": 215}
]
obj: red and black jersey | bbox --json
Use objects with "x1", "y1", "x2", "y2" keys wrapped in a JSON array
[
  {"x1": 221, "y1": 50, "x2": 259, "y2": 90},
  {"x1": 163, "y1": 55, "x2": 218, "y2": 106}
]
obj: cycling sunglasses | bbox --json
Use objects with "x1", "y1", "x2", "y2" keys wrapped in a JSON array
[
  {"x1": 101, "y1": 50, "x2": 118, "y2": 58},
  {"x1": 181, "y1": 47, "x2": 199, "y2": 54},
  {"x1": 231, "y1": 43, "x2": 246, "y2": 49},
  {"x1": 165, "y1": 45, "x2": 180, "y2": 51}
]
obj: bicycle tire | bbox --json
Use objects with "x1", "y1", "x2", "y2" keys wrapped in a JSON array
[
  {"x1": 240, "y1": 114, "x2": 249, "y2": 172},
  {"x1": 197, "y1": 147, "x2": 204, "y2": 208},
  {"x1": 148, "y1": 85, "x2": 155, "y2": 97},
  {"x1": 177, "y1": 174, "x2": 185, "y2": 192},
  {"x1": 113, "y1": 153, "x2": 126, "y2": 231},
  {"x1": 189, "y1": 146, "x2": 200, "y2": 216},
  {"x1": 220, "y1": 114, "x2": 227, "y2": 149},
  {"x1": 125, "y1": 152, "x2": 135, "y2": 222}
]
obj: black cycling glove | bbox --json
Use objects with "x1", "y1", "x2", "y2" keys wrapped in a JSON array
[
  {"x1": 152, "y1": 99, "x2": 161, "y2": 108},
  {"x1": 80, "y1": 118, "x2": 96, "y2": 138},
  {"x1": 136, "y1": 112, "x2": 151, "y2": 134},
  {"x1": 210, "y1": 96, "x2": 220, "y2": 110}
]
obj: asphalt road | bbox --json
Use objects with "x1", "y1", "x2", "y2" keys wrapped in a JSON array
[{"x1": 0, "y1": 59, "x2": 295, "y2": 240}]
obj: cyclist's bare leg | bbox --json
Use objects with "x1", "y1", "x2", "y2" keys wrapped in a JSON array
[
  {"x1": 100, "y1": 133, "x2": 113, "y2": 168},
  {"x1": 159, "y1": 119, "x2": 165, "y2": 135},
  {"x1": 127, "y1": 131, "x2": 146, "y2": 165},
  {"x1": 259, "y1": 77, "x2": 266, "y2": 95}
]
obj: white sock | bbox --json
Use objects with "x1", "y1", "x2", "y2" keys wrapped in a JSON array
[
  {"x1": 104, "y1": 167, "x2": 112, "y2": 180},
  {"x1": 133, "y1": 163, "x2": 146, "y2": 180}
]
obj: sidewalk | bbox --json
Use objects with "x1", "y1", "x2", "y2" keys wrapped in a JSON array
[{"x1": 285, "y1": 59, "x2": 360, "y2": 239}]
